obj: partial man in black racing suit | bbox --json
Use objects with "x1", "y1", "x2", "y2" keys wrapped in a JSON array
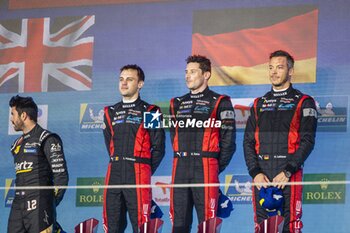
[
  {"x1": 8, "y1": 95, "x2": 69, "y2": 233},
  {"x1": 244, "y1": 50, "x2": 317, "y2": 233},
  {"x1": 103, "y1": 64, "x2": 165, "y2": 233},
  {"x1": 169, "y1": 55, "x2": 236, "y2": 233}
]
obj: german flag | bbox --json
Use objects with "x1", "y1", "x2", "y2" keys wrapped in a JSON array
[{"x1": 192, "y1": 5, "x2": 318, "y2": 86}]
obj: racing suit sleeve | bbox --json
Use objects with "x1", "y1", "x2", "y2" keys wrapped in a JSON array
[
  {"x1": 103, "y1": 106, "x2": 113, "y2": 156},
  {"x1": 284, "y1": 97, "x2": 317, "y2": 174},
  {"x1": 217, "y1": 97, "x2": 236, "y2": 173},
  {"x1": 43, "y1": 135, "x2": 69, "y2": 206},
  {"x1": 148, "y1": 106, "x2": 166, "y2": 174},
  {"x1": 243, "y1": 99, "x2": 262, "y2": 179}
]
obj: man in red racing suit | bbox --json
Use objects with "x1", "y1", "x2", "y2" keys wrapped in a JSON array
[
  {"x1": 169, "y1": 55, "x2": 236, "y2": 233},
  {"x1": 244, "y1": 50, "x2": 317, "y2": 233},
  {"x1": 103, "y1": 64, "x2": 165, "y2": 233}
]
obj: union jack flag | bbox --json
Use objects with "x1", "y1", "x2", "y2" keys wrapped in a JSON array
[{"x1": 0, "y1": 15, "x2": 95, "y2": 93}]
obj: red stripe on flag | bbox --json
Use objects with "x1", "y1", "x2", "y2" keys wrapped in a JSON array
[
  {"x1": 58, "y1": 68, "x2": 92, "y2": 88},
  {"x1": 0, "y1": 68, "x2": 18, "y2": 85},
  {"x1": 0, "y1": 35, "x2": 12, "y2": 44},
  {"x1": 25, "y1": 18, "x2": 45, "y2": 92},
  {"x1": 51, "y1": 16, "x2": 92, "y2": 42},
  {"x1": 45, "y1": 43, "x2": 93, "y2": 63},
  {"x1": 0, "y1": 47, "x2": 26, "y2": 64}
]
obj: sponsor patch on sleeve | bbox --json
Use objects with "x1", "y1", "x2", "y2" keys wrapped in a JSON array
[
  {"x1": 220, "y1": 110, "x2": 235, "y2": 120},
  {"x1": 303, "y1": 108, "x2": 317, "y2": 118}
]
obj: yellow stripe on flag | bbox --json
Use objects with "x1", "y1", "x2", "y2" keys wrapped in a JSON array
[{"x1": 209, "y1": 58, "x2": 316, "y2": 86}]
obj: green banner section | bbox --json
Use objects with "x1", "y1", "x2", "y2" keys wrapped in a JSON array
[
  {"x1": 303, "y1": 173, "x2": 346, "y2": 204},
  {"x1": 76, "y1": 177, "x2": 105, "y2": 207}
]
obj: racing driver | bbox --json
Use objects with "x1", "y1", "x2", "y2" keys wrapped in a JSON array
[
  {"x1": 102, "y1": 64, "x2": 165, "y2": 233},
  {"x1": 8, "y1": 95, "x2": 69, "y2": 233},
  {"x1": 244, "y1": 50, "x2": 317, "y2": 233},
  {"x1": 169, "y1": 55, "x2": 236, "y2": 233}
]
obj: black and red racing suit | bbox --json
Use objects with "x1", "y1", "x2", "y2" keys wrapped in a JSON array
[
  {"x1": 243, "y1": 85, "x2": 317, "y2": 233},
  {"x1": 102, "y1": 97, "x2": 165, "y2": 233},
  {"x1": 169, "y1": 87, "x2": 236, "y2": 233}
]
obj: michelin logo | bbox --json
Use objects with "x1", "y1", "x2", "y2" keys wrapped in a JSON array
[
  {"x1": 80, "y1": 103, "x2": 109, "y2": 132},
  {"x1": 224, "y1": 174, "x2": 253, "y2": 204}
]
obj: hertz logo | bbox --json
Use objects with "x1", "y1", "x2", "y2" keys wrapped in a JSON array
[{"x1": 15, "y1": 161, "x2": 33, "y2": 173}]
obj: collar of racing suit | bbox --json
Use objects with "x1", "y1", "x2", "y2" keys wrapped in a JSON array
[
  {"x1": 190, "y1": 87, "x2": 210, "y2": 99},
  {"x1": 22, "y1": 124, "x2": 40, "y2": 140},
  {"x1": 121, "y1": 96, "x2": 142, "y2": 108},
  {"x1": 271, "y1": 84, "x2": 293, "y2": 97}
]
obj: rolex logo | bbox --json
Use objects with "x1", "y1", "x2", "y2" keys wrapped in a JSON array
[
  {"x1": 92, "y1": 181, "x2": 101, "y2": 193},
  {"x1": 320, "y1": 178, "x2": 329, "y2": 190}
]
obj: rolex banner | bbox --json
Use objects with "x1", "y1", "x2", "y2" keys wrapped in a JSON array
[
  {"x1": 76, "y1": 177, "x2": 104, "y2": 207},
  {"x1": 303, "y1": 173, "x2": 346, "y2": 204}
]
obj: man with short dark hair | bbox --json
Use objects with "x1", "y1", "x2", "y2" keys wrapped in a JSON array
[
  {"x1": 244, "y1": 50, "x2": 317, "y2": 233},
  {"x1": 102, "y1": 64, "x2": 165, "y2": 233},
  {"x1": 8, "y1": 95, "x2": 69, "y2": 233},
  {"x1": 169, "y1": 55, "x2": 236, "y2": 233}
]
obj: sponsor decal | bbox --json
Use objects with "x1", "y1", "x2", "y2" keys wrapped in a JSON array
[
  {"x1": 23, "y1": 148, "x2": 37, "y2": 153},
  {"x1": 273, "y1": 91, "x2": 287, "y2": 97},
  {"x1": 220, "y1": 110, "x2": 235, "y2": 120},
  {"x1": 80, "y1": 103, "x2": 110, "y2": 132},
  {"x1": 151, "y1": 176, "x2": 171, "y2": 206},
  {"x1": 76, "y1": 177, "x2": 104, "y2": 207},
  {"x1": 125, "y1": 115, "x2": 142, "y2": 124},
  {"x1": 303, "y1": 108, "x2": 317, "y2": 117},
  {"x1": 193, "y1": 106, "x2": 210, "y2": 114},
  {"x1": 303, "y1": 173, "x2": 346, "y2": 204},
  {"x1": 15, "y1": 161, "x2": 33, "y2": 174},
  {"x1": 314, "y1": 96, "x2": 348, "y2": 132},
  {"x1": 278, "y1": 103, "x2": 295, "y2": 110},
  {"x1": 4, "y1": 179, "x2": 15, "y2": 207},
  {"x1": 8, "y1": 105, "x2": 48, "y2": 135},
  {"x1": 50, "y1": 143, "x2": 61, "y2": 152},
  {"x1": 224, "y1": 174, "x2": 252, "y2": 204}
]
